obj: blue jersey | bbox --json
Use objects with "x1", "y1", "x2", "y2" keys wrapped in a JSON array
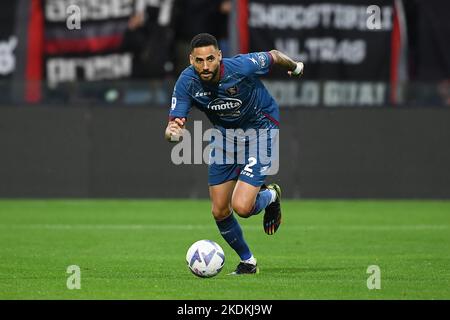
[{"x1": 169, "y1": 52, "x2": 279, "y2": 130}]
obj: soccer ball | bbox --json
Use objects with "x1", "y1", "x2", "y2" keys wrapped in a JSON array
[{"x1": 186, "y1": 240, "x2": 225, "y2": 278}]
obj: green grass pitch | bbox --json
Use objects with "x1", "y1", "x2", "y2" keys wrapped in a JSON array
[{"x1": 0, "y1": 199, "x2": 449, "y2": 299}]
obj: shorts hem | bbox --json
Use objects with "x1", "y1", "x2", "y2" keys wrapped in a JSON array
[{"x1": 208, "y1": 177, "x2": 239, "y2": 187}]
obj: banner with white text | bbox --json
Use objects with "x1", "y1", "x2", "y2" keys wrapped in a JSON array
[{"x1": 247, "y1": 0, "x2": 396, "y2": 107}]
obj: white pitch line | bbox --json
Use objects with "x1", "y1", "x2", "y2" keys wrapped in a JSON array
[{"x1": 0, "y1": 224, "x2": 448, "y2": 231}]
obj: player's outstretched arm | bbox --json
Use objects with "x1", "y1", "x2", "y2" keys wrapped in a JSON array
[
  {"x1": 269, "y1": 50, "x2": 304, "y2": 77},
  {"x1": 164, "y1": 117, "x2": 186, "y2": 142}
]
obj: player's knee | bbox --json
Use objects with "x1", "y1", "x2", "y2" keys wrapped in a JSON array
[
  {"x1": 232, "y1": 202, "x2": 253, "y2": 218},
  {"x1": 212, "y1": 207, "x2": 232, "y2": 221}
]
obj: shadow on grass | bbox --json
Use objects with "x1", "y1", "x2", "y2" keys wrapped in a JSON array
[{"x1": 261, "y1": 267, "x2": 350, "y2": 275}]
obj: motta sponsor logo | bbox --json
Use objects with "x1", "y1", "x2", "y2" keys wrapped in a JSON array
[{"x1": 207, "y1": 98, "x2": 242, "y2": 111}]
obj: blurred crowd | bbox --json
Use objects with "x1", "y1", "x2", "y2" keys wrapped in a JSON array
[
  {"x1": 1, "y1": 0, "x2": 448, "y2": 107},
  {"x1": 122, "y1": 0, "x2": 231, "y2": 78},
  {"x1": 116, "y1": 0, "x2": 450, "y2": 106}
]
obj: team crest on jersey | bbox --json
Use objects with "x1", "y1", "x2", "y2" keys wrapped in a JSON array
[{"x1": 226, "y1": 85, "x2": 238, "y2": 96}]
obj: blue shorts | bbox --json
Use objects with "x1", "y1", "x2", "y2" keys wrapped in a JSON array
[{"x1": 207, "y1": 125, "x2": 279, "y2": 187}]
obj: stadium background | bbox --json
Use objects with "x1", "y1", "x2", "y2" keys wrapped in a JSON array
[
  {"x1": 1, "y1": 0, "x2": 449, "y2": 199},
  {"x1": 0, "y1": 0, "x2": 449, "y2": 300}
]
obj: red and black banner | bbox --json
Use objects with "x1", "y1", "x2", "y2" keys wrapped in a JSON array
[{"x1": 42, "y1": 0, "x2": 175, "y2": 88}]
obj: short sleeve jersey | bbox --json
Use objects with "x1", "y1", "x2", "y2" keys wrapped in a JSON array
[{"x1": 169, "y1": 52, "x2": 279, "y2": 130}]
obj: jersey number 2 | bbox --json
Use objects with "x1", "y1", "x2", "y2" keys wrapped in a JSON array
[{"x1": 244, "y1": 157, "x2": 257, "y2": 173}]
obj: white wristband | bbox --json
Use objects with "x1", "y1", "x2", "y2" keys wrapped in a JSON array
[{"x1": 292, "y1": 62, "x2": 304, "y2": 75}]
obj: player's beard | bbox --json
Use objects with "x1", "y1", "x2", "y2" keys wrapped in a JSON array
[{"x1": 198, "y1": 65, "x2": 219, "y2": 83}]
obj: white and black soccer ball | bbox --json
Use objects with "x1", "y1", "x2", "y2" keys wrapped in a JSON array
[{"x1": 186, "y1": 240, "x2": 225, "y2": 278}]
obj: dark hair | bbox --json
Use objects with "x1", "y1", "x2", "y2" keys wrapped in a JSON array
[{"x1": 190, "y1": 33, "x2": 219, "y2": 52}]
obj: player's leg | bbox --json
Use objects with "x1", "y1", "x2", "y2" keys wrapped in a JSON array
[
  {"x1": 232, "y1": 179, "x2": 281, "y2": 235},
  {"x1": 233, "y1": 125, "x2": 282, "y2": 235},
  {"x1": 210, "y1": 180, "x2": 257, "y2": 274},
  {"x1": 225, "y1": 180, "x2": 277, "y2": 274},
  {"x1": 231, "y1": 180, "x2": 275, "y2": 218},
  {"x1": 210, "y1": 180, "x2": 235, "y2": 221}
]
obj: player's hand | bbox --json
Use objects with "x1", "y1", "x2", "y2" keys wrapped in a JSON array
[
  {"x1": 288, "y1": 62, "x2": 304, "y2": 77},
  {"x1": 165, "y1": 118, "x2": 186, "y2": 142}
]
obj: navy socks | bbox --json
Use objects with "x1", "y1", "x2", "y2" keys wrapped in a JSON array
[
  {"x1": 216, "y1": 213, "x2": 252, "y2": 261},
  {"x1": 215, "y1": 189, "x2": 274, "y2": 261},
  {"x1": 250, "y1": 189, "x2": 273, "y2": 215}
]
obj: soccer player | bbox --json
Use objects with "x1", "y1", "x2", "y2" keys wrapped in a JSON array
[{"x1": 165, "y1": 33, "x2": 304, "y2": 274}]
